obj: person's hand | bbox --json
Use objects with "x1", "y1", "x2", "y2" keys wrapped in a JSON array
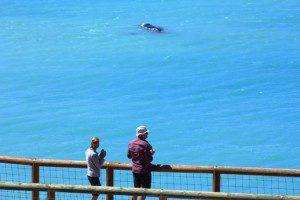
[
  {"x1": 100, "y1": 149, "x2": 106, "y2": 159},
  {"x1": 150, "y1": 149, "x2": 155, "y2": 155}
]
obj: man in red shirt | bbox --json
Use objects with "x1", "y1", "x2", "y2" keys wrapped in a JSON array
[{"x1": 127, "y1": 126, "x2": 155, "y2": 200}]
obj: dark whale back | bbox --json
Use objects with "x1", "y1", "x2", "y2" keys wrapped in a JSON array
[{"x1": 140, "y1": 23, "x2": 163, "y2": 32}]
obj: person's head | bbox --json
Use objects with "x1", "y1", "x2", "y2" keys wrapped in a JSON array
[
  {"x1": 90, "y1": 137, "x2": 100, "y2": 149},
  {"x1": 136, "y1": 126, "x2": 149, "y2": 140}
]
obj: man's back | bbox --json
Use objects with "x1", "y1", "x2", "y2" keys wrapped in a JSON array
[{"x1": 127, "y1": 138, "x2": 153, "y2": 173}]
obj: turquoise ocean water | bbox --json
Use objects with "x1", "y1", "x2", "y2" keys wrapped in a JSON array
[{"x1": 0, "y1": 0, "x2": 299, "y2": 169}]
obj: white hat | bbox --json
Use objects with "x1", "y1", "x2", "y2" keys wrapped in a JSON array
[{"x1": 136, "y1": 126, "x2": 149, "y2": 137}]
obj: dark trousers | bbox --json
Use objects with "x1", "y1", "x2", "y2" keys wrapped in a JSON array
[
  {"x1": 87, "y1": 176, "x2": 101, "y2": 196},
  {"x1": 133, "y1": 172, "x2": 151, "y2": 188}
]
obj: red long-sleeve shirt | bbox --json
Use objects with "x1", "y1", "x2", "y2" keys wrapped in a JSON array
[{"x1": 127, "y1": 138, "x2": 153, "y2": 173}]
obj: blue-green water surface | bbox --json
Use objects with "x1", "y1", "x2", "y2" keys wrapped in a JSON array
[{"x1": 0, "y1": 0, "x2": 299, "y2": 169}]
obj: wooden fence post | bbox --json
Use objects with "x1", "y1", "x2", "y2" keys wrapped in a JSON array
[
  {"x1": 213, "y1": 167, "x2": 221, "y2": 192},
  {"x1": 32, "y1": 162, "x2": 39, "y2": 200},
  {"x1": 159, "y1": 195, "x2": 168, "y2": 200},
  {"x1": 106, "y1": 165, "x2": 114, "y2": 200},
  {"x1": 47, "y1": 190, "x2": 55, "y2": 200}
]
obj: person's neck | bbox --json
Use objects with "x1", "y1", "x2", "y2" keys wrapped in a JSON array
[{"x1": 91, "y1": 147, "x2": 97, "y2": 151}]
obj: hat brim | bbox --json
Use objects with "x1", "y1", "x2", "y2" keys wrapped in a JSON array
[{"x1": 136, "y1": 130, "x2": 149, "y2": 137}]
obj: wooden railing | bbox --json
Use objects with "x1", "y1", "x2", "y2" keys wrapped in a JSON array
[
  {"x1": 0, "y1": 155, "x2": 300, "y2": 200},
  {"x1": 1, "y1": 182, "x2": 299, "y2": 200}
]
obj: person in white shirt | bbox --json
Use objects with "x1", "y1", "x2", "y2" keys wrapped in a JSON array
[{"x1": 85, "y1": 137, "x2": 106, "y2": 200}]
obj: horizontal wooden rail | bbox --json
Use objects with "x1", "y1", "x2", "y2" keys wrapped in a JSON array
[
  {"x1": 1, "y1": 155, "x2": 299, "y2": 177},
  {"x1": 0, "y1": 182, "x2": 299, "y2": 200}
]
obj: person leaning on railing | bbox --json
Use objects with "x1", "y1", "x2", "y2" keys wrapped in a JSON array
[
  {"x1": 127, "y1": 126, "x2": 155, "y2": 200},
  {"x1": 85, "y1": 137, "x2": 106, "y2": 200}
]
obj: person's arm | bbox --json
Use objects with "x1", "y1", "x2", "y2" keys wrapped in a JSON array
[
  {"x1": 99, "y1": 149, "x2": 106, "y2": 165},
  {"x1": 91, "y1": 153, "x2": 103, "y2": 169},
  {"x1": 127, "y1": 148, "x2": 132, "y2": 159},
  {"x1": 99, "y1": 157, "x2": 105, "y2": 166},
  {"x1": 145, "y1": 145, "x2": 153, "y2": 163}
]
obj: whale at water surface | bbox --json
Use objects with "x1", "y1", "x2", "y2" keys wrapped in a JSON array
[{"x1": 140, "y1": 23, "x2": 163, "y2": 32}]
